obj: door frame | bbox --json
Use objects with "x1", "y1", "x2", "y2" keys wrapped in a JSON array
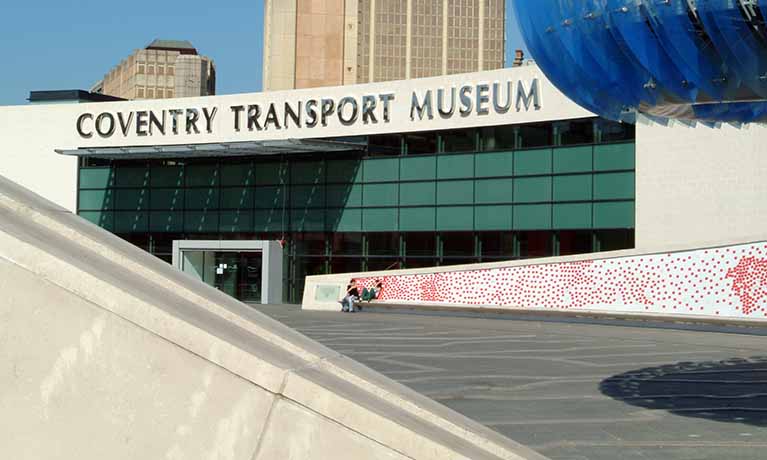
[{"x1": 171, "y1": 240, "x2": 283, "y2": 304}]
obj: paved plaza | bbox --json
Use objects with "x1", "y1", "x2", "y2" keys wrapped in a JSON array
[{"x1": 257, "y1": 305, "x2": 767, "y2": 460}]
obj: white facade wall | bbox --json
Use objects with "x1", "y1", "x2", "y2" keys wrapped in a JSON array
[
  {"x1": 0, "y1": 104, "x2": 80, "y2": 211},
  {"x1": 635, "y1": 117, "x2": 767, "y2": 251}
]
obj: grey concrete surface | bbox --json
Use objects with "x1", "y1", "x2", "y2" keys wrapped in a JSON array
[
  {"x1": 257, "y1": 304, "x2": 767, "y2": 460},
  {"x1": 0, "y1": 175, "x2": 545, "y2": 460}
]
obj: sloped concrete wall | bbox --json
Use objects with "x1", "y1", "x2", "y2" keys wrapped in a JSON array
[{"x1": 0, "y1": 175, "x2": 546, "y2": 460}]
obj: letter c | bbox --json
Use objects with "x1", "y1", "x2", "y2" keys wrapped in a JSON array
[{"x1": 77, "y1": 113, "x2": 93, "y2": 138}]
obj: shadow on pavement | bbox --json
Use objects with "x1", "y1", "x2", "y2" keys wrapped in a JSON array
[{"x1": 600, "y1": 356, "x2": 767, "y2": 427}]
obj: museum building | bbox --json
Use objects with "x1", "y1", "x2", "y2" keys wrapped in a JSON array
[{"x1": 3, "y1": 64, "x2": 762, "y2": 304}]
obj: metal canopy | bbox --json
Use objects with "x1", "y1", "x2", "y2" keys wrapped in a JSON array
[{"x1": 55, "y1": 138, "x2": 367, "y2": 160}]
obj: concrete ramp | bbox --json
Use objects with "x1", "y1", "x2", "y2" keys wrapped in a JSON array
[{"x1": 0, "y1": 175, "x2": 546, "y2": 460}]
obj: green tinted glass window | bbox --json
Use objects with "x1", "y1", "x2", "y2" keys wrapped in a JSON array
[
  {"x1": 361, "y1": 208, "x2": 398, "y2": 232},
  {"x1": 254, "y1": 209, "x2": 285, "y2": 232},
  {"x1": 326, "y1": 159, "x2": 362, "y2": 183},
  {"x1": 185, "y1": 188, "x2": 219, "y2": 209},
  {"x1": 514, "y1": 177, "x2": 551, "y2": 203},
  {"x1": 326, "y1": 184, "x2": 362, "y2": 207},
  {"x1": 594, "y1": 201, "x2": 634, "y2": 228},
  {"x1": 254, "y1": 162, "x2": 287, "y2": 185},
  {"x1": 594, "y1": 172, "x2": 635, "y2": 200},
  {"x1": 363, "y1": 158, "x2": 399, "y2": 182},
  {"x1": 221, "y1": 162, "x2": 255, "y2": 186},
  {"x1": 186, "y1": 164, "x2": 219, "y2": 187},
  {"x1": 291, "y1": 161, "x2": 324, "y2": 184},
  {"x1": 475, "y1": 178, "x2": 513, "y2": 204},
  {"x1": 437, "y1": 154, "x2": 474, "y2": 179},
  {"x1": 79, "y1": 189, "x2": 113, "y2": 210},
  {"x1": 254, "y1": 186, "x2": 286, "y2": 210},
  {"x1": 553, "y1": 146, "x2": 592, "y2": 173},
  {"x1": 184, "y1": 211, "x2": 219, "y2": 233},
  {"x1": 400, "y1": 207, "x2": 435, "y2": 231},
  {"x1": 149, "y1": 211, "x2": 184, "y2": 232},
  {"x1": 475, "y1": 152, "x2": 514, "y2": 178},
  {"x1": 475, "y1": 205, "x2": 512, "y2": 230},
  {"x1": 291, "y1": 210, "x2": 325, "y2": 232},
  {"x1": 437, "y1": 206, "x2": 474, "y2": 231},
  {"x1": 553, "y1": 175, "x2": 592, "y2": 202},
  {"x1": 327, "y1": 208, "x2": 362, "y2": 232},
  {"x1": 400, "y1": 156, "x2": 436, "y2": 181},
  {"x1": 400, "y1": 182, "x2": 436, "y2": 206},
  {"x1": 150, "y1": 189, "x2": 183, "y2": 210},
  {"x1": 114, "y1": 211, "x2": 148, "y2": 233},
  {"x1": 437, "y1": 180, "x2": 473, "y2": 205},
  {"x1": 220, "y1": 210, "x2": 255, "y2": 232},
  {"x1": 115, "y1": 167, "x2": 149, "y2": 188},
  {"x1": 80, "y1": 168, "x2": 114, "y2": 188},
  {"x1": 363, "y1": 183, "x2": 398, "y2": 207},
  {"x1": 114, "y1": 189, "x2": 148, "y2": 210},
  {"x1": 514, "y1": 148, "x2": 552, "y2": 175},
  {"x1": 594, "y1": 143, "x2": 635, "y2": 171},
  {"x1": 151, "y1": 166, "x2": 184, "y2": 187},
  {"x1": 221, "y1": 187, "x2": 254, "y2": 209},
  {"x1": 514, "y1": 204, "x2": 552, "y2": 230},
  {"x1": 553, "y1": 203, "x2": 592, "y2": 229},
  {"x1": 291, "y1": 185, "x2": 326, "y2": 208}
]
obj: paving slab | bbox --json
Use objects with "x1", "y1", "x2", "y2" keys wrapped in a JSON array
[{"x1": 257, "y1": 304, "x2": 767, "y2": 460}]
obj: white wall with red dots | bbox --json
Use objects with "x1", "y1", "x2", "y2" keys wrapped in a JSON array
[{"x1": 350, "y1": 242, "x2": 767, "y2": 321}]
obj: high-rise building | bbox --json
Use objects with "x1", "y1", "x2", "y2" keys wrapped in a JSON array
[
  {"x1": 263, "y1": 0, "x2": 505, "y2": 90},
  {"x1": 98, "y1": 40, "x2": 216, "y2": 100}
]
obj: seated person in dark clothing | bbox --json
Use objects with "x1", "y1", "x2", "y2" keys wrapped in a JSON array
[{"x1": 340, "y1": 279, "x2": 360, "y2": 312}]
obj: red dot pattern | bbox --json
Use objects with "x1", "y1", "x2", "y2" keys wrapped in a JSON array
[{"x1": 355, "y1": 243, "x2": 767, "y2": 318}]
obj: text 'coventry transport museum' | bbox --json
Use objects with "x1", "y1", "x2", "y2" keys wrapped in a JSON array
[{"x1": 1, "y1": 64, "x2": 765, "y2": 303}]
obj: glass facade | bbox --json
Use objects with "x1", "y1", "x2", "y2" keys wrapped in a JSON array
[{"x1": 78, "y1": 117, "x2": 636, "y2": 303}]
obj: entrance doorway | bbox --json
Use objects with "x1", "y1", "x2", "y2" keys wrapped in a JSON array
[
  {"x1": 180, "y1": 250, "x2": 263, "y2": 302},
  {"x1": 172, "y1": 240, "x2": 283, "y2": 304}
]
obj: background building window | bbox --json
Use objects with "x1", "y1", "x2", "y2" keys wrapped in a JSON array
[
  {"x1": 556, "y1": 119, "x2": 595, "y2": 146},
  {"x1": 597, "y1": 119, "x2": 635, "y2": 143},
  {"x1": 517, "y1": 123, "x2": 553, "y2": 149},
  {"x1": 441, "y1": 129, "x2": 477, "y2": 153},
  {"x1": 405, "y1": 132, "x2": 438, "y2": 155},
  {"x1": 368, "y1": 134, "x2": 402, "y2": 156},
  {"x1": 480, "y1": 126, "x2": 515, "y2": 151}
]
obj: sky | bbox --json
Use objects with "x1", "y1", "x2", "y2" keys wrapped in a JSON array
[{"x1": 0, "y1": 1, "x2": 528, "y2": 106}]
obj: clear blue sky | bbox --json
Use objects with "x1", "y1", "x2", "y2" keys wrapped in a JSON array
[{"x1": 0, "y1": 1, "x2": 528, "y2": 106}]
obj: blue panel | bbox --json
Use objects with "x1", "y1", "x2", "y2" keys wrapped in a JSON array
[
  {"x1": 554, "y1": 0, "x2": 641, "y2": 113},
  {"x1": 644, "y1": 0, "x2": 730, "y2": 100},
  {"x1": 696, "y1": 0, "x2": 767, "y2": 98},
  {"x1": 513, "y1": 0, "x2": 767, "y2": 124},
  {"x1": 514, "y1": 0, "x2": 611, "y2": 117},
  {"x1": 572, "y1": 0, "x2": 654, "y2": 107},
  {"x1": 606, "y1": 0, "x2": 697, "y2": 103}
]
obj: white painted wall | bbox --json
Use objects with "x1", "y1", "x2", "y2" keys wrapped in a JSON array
[
  {"x1": 0, "y1": 103, "x2": 79, "y2": 211},
  {"x1": 635, "y1": 116, "x2": 767, "y2": 251}
]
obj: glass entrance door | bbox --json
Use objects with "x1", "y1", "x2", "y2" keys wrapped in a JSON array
[
  {"x1": 181, "y1": 250, "x2": 263, "y2": 302},
  {"x1": 231, "y1": 251, "x2": 262, "y2": 302}
]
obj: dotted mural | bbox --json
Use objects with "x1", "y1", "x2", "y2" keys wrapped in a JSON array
[{"x1": 357, "y1": 242, "x2": 767, "y2": 319}]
